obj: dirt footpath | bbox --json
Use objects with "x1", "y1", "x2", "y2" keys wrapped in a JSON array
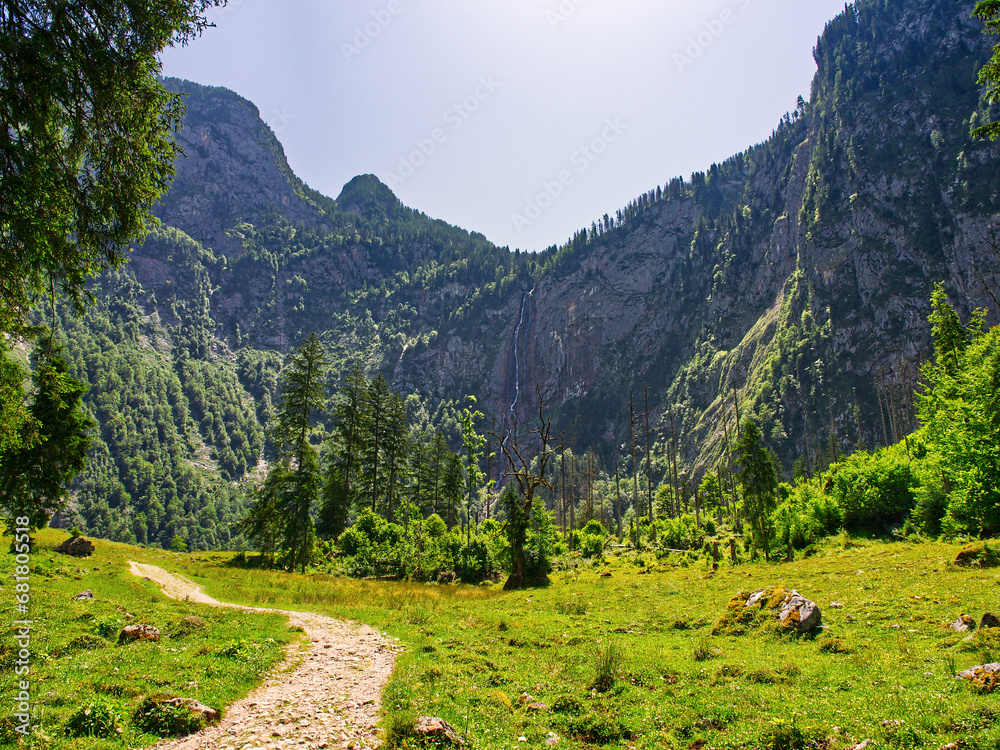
[{"x1": 128, "y1": 561, "x2": 398, "y2": 750}]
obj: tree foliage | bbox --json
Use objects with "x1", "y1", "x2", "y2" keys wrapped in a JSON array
[
  {"x1": 0, "y1": 0, "x2": 225, "y2": 334},
  {"x1": 974, "y1": 0, "x2": 1000, "y2": 140},
  {"x1": 0, "y1": 341, "x2": 94, "y2": 532},
  {"x1": 736, "y1": 421, "x2": 778, "y2": 561}
]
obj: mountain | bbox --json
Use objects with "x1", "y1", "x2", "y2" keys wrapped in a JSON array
[{"x1": 59, "y1": 0, "x2": 1000, "y2": 546}]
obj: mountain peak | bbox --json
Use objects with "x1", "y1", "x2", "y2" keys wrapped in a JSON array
[{"x1": 336, "y1": 175, "x2": 402, "y2": 218}]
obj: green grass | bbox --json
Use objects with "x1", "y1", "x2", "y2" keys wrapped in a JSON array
[
  {"x1": 10, "y1": 531, "x2": 1000, "y2": 749},
  {"x1": 0, "y1": 529, "x2": 299, "y2": 749},
  {"x1": 131, "y1": 536, "x2": 1000, "y2": 750}
]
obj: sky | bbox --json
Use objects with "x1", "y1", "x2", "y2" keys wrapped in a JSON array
[{"x1": 160, "y1": 0, "x2": 850, "y2": 252}]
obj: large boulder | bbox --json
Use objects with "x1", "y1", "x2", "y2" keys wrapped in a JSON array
[
  {"x1": 118, "y1": 624, "x2": 161, "y2": 644},
  {"x1": 713, "y1": 586, "x2": 822, "y2": 635},
  {"x1": 56, "y1": 536, "x2": 94, "y2": 557}
]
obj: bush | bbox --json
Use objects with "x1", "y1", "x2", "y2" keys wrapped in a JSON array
[
  {"x1": 828, "y1": 446, "x2": 917, "y2": 530},
  {"x1": 65, "y1": 700, "x2": 123, "y2": 738},
  {"x1": 133, "y1": 695, "x2": 206, "y2": 737}
]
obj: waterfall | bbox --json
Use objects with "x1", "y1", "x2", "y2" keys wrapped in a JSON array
[{"x1": 509, "y1": 295, "x2": 526, "y2": 418}]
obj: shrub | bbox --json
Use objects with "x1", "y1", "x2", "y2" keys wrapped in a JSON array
[
  {"x1": 828, "y1": 446, "x2": 918, "y2": 530},
  {"x1": 133, "y1": 695, "x2": 206, "y2": 737},
  {"x1": 64, "y1": 699, "x2": 123, "y2": 738},
  {"x1": 551, "y1": 694, "x2": 585, "y2": 715}
]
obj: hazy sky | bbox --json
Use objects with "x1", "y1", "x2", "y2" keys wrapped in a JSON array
[{"x1": 160, "y1": 0, "x2": 849, "y2": 251}]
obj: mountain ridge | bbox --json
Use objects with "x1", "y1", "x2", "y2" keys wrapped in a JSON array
[{"x1": 58, "y1": 0, "x2": 1000, "y2": 546}]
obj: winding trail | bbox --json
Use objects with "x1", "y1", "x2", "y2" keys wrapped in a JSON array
[{"x1": 128, "y1": 562, "x2": 399, "y2": 750}]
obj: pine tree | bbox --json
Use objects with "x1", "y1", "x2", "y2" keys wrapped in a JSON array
[
  {"x1": 320, "y1": 363, "x2": 368, "y2": 539},
  {"x1": 736, "y1": 421, "x2": 778, "y2": 561},
  {"x1": 267, "y1": 333, "x2": 328, "y2": 572},
  {"x1": 0, "y1": 341, "x2": 94, "y2": 533}
]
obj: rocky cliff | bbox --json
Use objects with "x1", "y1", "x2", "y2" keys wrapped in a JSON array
[{"x1": 128, "y1": 0, "x2": 1000, "y2": 485}]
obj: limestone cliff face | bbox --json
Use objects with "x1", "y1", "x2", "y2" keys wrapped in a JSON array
[
  {"x1": 134, "y1": 0, "x2": 1000, "y2": 475},
  {"x1": 391, "y1": 0, "x2": 1000, "y2": 471}
]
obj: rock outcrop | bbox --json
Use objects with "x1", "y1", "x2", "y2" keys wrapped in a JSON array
[{"x1": 55, "y1": 537, "x2": 94, "y2": 557}]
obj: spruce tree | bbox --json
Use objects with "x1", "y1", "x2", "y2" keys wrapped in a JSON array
[
  {"x1": 735, "y1": 421, "x2": 778, "y2": 561},
  {"x1": 268, "y1": 333, "x2": 328, "y2": 572},
  {"x1": 0, "y1": 341, "x2": 94, "y2": 533}
]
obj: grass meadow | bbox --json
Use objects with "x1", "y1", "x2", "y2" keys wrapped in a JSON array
[{"x1": 4, "y1": 529, "x2": 1000, "y2": 749}]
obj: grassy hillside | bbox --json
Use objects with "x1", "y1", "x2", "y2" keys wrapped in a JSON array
[
  {"x1": 0, "y1": 529, "x2": 299, "y2": 748},
  {"x1": 58, "y1": 534, "x2": 1000, "y2": 750}
]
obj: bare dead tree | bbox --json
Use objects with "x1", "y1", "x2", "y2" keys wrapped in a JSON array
[{"x1": 489, "y1": 385, "x2": 572, "y2": 590}]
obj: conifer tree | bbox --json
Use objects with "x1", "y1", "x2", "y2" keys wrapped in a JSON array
[
  {"x1": 735, "y1": 421, "x2": 778, "y2": 561},
  {"x1": 268, "y1": 333, "x2": 328, "y2": 572},
  {"x1": 0, "y1": 341, "x2": 94, "y2": 533}
]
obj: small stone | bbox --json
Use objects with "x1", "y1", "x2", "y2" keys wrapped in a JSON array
[
  {"x1": 72, "y1": 590, "x2": 94, "y2": 601},
  {"x1": 830, "y1": 602, "x2": 844, "y2": 609},
  {"x1": 518, "y1": 738, "x2": 527, "y2": 743},
  {"x1": 526, "y1": 702, "x2": 548, "y2": 712},
  {"x1": 849, "y1": 741, "x2": 872, "y2": 750},
  {"x1": 118, "y1": 624, "x2": 160, "y2": 644},
  {"x1": 414, "y1": 717, "x2": 463, "y2": 746},
  {"x1": 950, "y1": 615, "x2": 977, "y2": 633}
]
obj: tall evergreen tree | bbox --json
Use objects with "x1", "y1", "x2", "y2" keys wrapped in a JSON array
[
  {"x1": 320, "y1": 363, "x2": 369, "y2": 540},
  {"x1": 736, "y1": 420, "x2": 778, "y2": 561},
  {"x1": 267, "y1": 333, "x2": 328, "y2": 572},
  {"x1": 0, "y1": 341, "x2": 94, "y2": 533}
]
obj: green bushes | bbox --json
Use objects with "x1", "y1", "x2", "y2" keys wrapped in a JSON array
[{"x1": 827, "y1": 445, "x2": 918, "y2": 530}]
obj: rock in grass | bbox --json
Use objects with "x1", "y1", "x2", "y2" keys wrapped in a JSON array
[
  {"x1": 981, "y1": 613, "x2": 1000, "y2": 630},
  {"x1": 118, "y1": 624, "x2": 160, "y2": 644},
  {"x1": 166, "y1": 698, "x2": 219, "y2": 725},
  {"x1": 955, "y1": 541, "x2": 1000, "y2": 568},
  {"x1": 778, "y1": 592, "x2": 822, "y2": 633},
  {"x1": 957, "y1": 663, "x2": 1000, "y2": 693},
  {"x1": 56, "y1": 536, "x2": 95, "y2": 557},
  {"x1": 950, "y1": 615, "x2": 977, "y2": 633},
  {"x1": 415, "y1": 716, "x2": 464, "y2": 746},
  {"x1": 73, "y1": 590, "x2": 94, "y2": 601},
  {"x1": 713, "y1": 586, "x2": 821, "y2": 635}
]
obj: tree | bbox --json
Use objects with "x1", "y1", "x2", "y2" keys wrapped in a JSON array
[
  {"x1": 736, "y1": 420, "x2": 778, "y2": 561},
  {"x1": 0, "y1": 0, "x2": 226, "y2": 334},
  {"x1": 460, "y1": 397, "x2": 485, "y2": 540},
  {"x1": 240, "y1": 468, "x2": 286, "y2": 566},
  {"x1": 266, "y1": 334, "x2": 328, "y2": 572},
  {"x1": 974, "y1": 1, "x2": 1000, "y2": 140},
  {"x1": 321, "y1": 363, "x2": 368, "y2": 538},
  {"x1": 490, "y1": 386, "x2": 571, "y2": 590},
  {"x1": 0, "y1": 341, "x2": 94, "y2": 533}
]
